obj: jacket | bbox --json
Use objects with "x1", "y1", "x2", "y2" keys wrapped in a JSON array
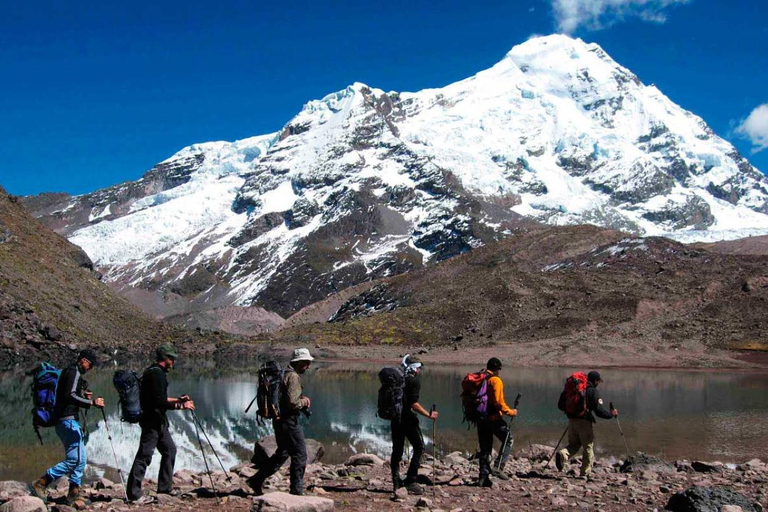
[
  {"x1": 485, "y1": 370, "x2": 517, "y2": 421},
  {"x1": 54, "y1": 365, "x2": 92, "y2": 420},
  {"x1": 558, "y1": 382, "x2": 613, "y2": 423},
  {"x1": 278, "y1": 366, "x2": 309, "y2": 418},
  {"x1": 139, "y1": 365, "x2": 173, "y2": 427}
]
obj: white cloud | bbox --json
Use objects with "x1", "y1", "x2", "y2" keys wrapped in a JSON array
[
  {"x1": 550, "y1": 0, "x2": 691, "y2": 34},
  {"x1": 736, "y1": 104, "x2": 768, "y2": 154}
]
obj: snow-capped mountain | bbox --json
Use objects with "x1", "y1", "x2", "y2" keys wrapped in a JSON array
[{"x1": 24, "y1": 34, "x2": 768, "y2": 319}]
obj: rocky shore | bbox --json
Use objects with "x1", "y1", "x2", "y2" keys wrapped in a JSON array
[{"x1": 1, "y1": 441, "x2": 766, "y2": 512}]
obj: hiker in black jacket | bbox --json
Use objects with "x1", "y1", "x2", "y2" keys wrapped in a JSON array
[
  {"x1": 126, "y1": 344, "x2": 195, "y2": 505},
  {"x1": 390, "y1": 354, "x2": 438, "y2": 495},
  {"x1": 556, "y1": 371, "x2": 618, "y2": 477},
  {"x1": 30, "y1": 349, "x2": 104, "y2": 505}
]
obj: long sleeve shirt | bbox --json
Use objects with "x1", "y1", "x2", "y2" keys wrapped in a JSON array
[
  {"x1": 54, "y1": 365, "x2": 92, "y2": 420},
  {"x1": 140, "y1": 365, "x2": 173, "y2": 426},
  {"x1": 279, "y1": 366, "x2": 309, "y2": 417},
  {"x1": 486, "y1": 370, "x2": 517, "y2": 421}
]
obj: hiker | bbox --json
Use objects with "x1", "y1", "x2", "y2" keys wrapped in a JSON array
[
  {"x1": 556, "y1": 370, "x2": 618, "y2": 477},
  {"x1": 126, "y1": 344, "x2": 195, "y2": 505},
  {"x1": 390, "y1": 354, "x2": 438, "y2": 495},
  {"x1": 247, "y1": 348, "x2": 315, "y2": 496},
  {"x1": 30, "y1": 349, "x2": 105, "y2": 505},
  {"x1": 476, "y1": 357, "x2": 517, "y2": 488}
]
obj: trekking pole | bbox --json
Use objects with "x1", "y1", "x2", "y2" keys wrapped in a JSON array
[
  {"x1": 100, "y1": 408, "x2": 129, "y2": 502},
  {"x1": 610, "y1": 402, "x2": 631, "y2": 459},
  {"x1": 431, "y1": 404, "x2": 437, "y2": 500},
  {"x1": 544, "y1": 425, "x2": 569, "y2": 469},
  {"x1": 190, "y1": 410, "x2": 219, "y2": 501},
  {"x1": 244, "y1": 394, "x2": 258, "y2": 414},
  {"x1": 496, "y1": 393, "x2": 521, "y2": 472},
  {"x1": 190, "y1": 411, "x2": 231, "y2": 481}
]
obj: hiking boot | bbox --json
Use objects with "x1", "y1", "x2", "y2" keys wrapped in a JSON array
[
  {"x1": 490, "y1": 468, "x2": 510, "y2": 481},
  {"x1": 289, "y1": 489, "x2": 305, "y2": 496},
  {"x1": 478, "y1": 476, "x2": 493, "y2": 488},
  {"x1": 246, "y1": 475, "x2": 265, "y2": 496},
  {"x1": 66, "y1": 483, "x2": 88, "y2": 506},
  {"x1": 404, "y1": 481, "x2": 424, "y2": 495},
  {"x1": 29, "y1": 474, "x2": 52, "y2": 502},
  {"x1": 391, "y1": 473, "x2": 404, "y2": 489},
  {"x1": 555, "y1": 450, "x2": 566, "y2": 472}
]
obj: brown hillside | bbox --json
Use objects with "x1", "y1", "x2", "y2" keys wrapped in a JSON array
[
  {"x1": 0, "y1": 186, "x2": 180, "y2": 367},
  {"x1": 275, "y1": 225, "x2": 768, "y2": 366}
]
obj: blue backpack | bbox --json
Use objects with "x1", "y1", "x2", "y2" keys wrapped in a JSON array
[{"x1": 31, "y1": 362, "x2": 61, "y2": 443}]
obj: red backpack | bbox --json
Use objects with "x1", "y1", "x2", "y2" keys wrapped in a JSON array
[
  {"x1": 561, "y1": 372, "x2": 588, "y2": 417},
  {"x1": 461, "y1": 370, "x2": 489, "y2": 426}
]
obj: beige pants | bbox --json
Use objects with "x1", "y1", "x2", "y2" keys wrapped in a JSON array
[{"x1": 558, "y1": 418, "x2": 595, "y2": 476}]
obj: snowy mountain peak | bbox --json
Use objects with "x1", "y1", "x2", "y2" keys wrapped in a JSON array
[{"x1": 25, "y1": 34, "x2": 768, "y2": 321}]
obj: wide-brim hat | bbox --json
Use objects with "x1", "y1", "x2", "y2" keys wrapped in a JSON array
[{"x1": 290, "y1": 348, "x2": 315, "y2": 363}]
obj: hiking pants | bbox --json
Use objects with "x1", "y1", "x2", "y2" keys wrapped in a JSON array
[
  {"x1": 559, "y1": 418, "x2": 595, "y2": 476},
  {"x1": 46, "y1": 419, "x2": 86, "y2": 485},
  {"x1": 254, "y1": 415, "x2": 307, "y2": 494},
  {"x1": 477, "y1": 418, "x2": 512, "y2": 479},
  {"x1": 126, "y1": 422, "x2": 177, "y2": 500},
  {"x1": 390, "y1": 416, "x2": 424, "y2": 482}
]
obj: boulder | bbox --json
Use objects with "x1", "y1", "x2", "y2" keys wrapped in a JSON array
[
  {"x1": 253, "y1": 437, "x2": 325, "y2": 468},
  {"x1": 0, "y1": 496, "x2": 47, "y2": 512},
  {"x1": 252, "y1": 491, "x2": 334, "y2": 511},
  {"x1": 94, "y1": 477, "x2": 114, "y2": 490},
  {"x1": 344, "y1": 453, "x2": 385, "y2": 466},
  {"x1": 0, "y1": 482, "x2": 30, "y2": 501},
  {"x1": 619, "y1": 452, "x2": 676, "y2": 474},
  {"x1": 691, "y1": 461, "x2": 726, "y2": 474},
  {"x1": 443, "y1": 451, "x2": 469, "y2": 465},
  {"x1": 666, "y1": 486, "x2": 758, "y2": 512},
  {"x1": 516, "y1": 444, "x2": 555, "y2": 463}
]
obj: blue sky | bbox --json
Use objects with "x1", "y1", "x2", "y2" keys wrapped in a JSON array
[{"x1": 1, "y1": 0, "x2": 766, "y2": 196}]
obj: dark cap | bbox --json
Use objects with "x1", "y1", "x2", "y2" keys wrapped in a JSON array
[
  {"x1": 587, "y1": 371, "x2": 602, "y2": 383},
  {"x1": 404, "y1": 355, "x2": 423, "y2": 366},
  {"x1": 487, "y1": 357, "x2": 503, "y2": 371},
  {"x1": 77, "y1": 349, "x2": 99, "y2": 367},
  {"x1": 156, "y1": 344, "x2": 179, "y2": 361}
]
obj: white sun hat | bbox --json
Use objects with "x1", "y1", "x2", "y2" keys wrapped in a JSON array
[{"x1": 290, "y1": 348, "x2": 315, "y2": 362}]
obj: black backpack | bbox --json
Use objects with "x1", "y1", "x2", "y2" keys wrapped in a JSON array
[
  {"x1": 255, "y1": 360, "x2": 284, "y2": 424},
  {"x1": 377, "y1": 365, "x2": 405, "y2": 422},
  {"x1": 113, "y1": 370, "x2": 142, "y2": 424}
]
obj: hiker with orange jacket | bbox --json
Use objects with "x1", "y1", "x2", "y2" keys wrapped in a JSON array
[
  {"x1": 555, "y1": 371, "x2": 618, "y2": 477},
  {"x1": 477, "y1": 357, "x2": 517, "y2": 488}
]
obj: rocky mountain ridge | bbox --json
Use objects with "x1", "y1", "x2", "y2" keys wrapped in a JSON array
[{"x1": 24, "y1": 34, "x2": 768, "y2": 322}]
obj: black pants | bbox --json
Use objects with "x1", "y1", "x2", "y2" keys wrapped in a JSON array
[
  {"x1": 390, "y1": 415, "x2": 424, "y2": 482},
  {"x1": 253, "y1": 415, "x2": 307, "y2": 494},
  {"x1": 126, "y1": 421, "x2": 177, "y2": 500},
  {"x1": 477, "y1": 418, "x2": 512, "y2": 479}
]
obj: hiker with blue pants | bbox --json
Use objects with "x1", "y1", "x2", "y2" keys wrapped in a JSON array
[{"x1": 30, "y1": 349, "x2": 104, "y2": 505}]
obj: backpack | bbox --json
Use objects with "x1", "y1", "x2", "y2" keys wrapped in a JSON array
[
  {"x1": 256, "y1": 360, "x2": 284, "y2": 423},
  {"x1": 377, "y1": 365, "x2": 405, "y2": 421},
  {"x1": 113, "y1": 370, "x2": 142, "y2": 423},
  {"x1": 461, "y1": 369, "x2": 489, "y2": 426},
  {"x1": 560, "y1": 372, "x2": 588, "y2": 417},
  {"x1": 31, "y1": 362, "x2": 61, "y2": 443}
]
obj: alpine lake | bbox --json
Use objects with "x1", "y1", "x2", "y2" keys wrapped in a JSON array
[{"x1": 1, "y1": 363, "x2": 767, "y2": 483}]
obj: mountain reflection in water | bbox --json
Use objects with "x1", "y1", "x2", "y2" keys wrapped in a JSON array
[{"x1": 2, "y1": 364, "x2": 767, "y2": 483}]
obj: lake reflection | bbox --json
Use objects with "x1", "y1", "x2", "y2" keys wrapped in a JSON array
[{"x1": 1, "y1": 364, "x2": 767, "y2": 483}]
